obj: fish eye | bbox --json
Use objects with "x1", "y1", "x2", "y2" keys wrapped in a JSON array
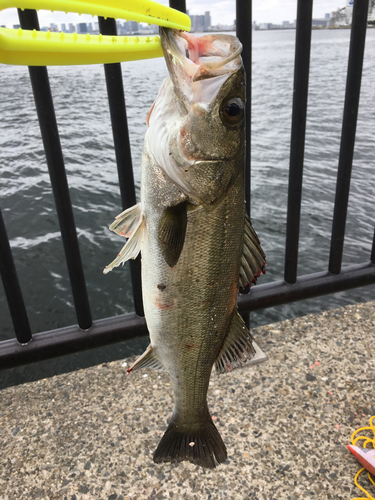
[{"x1": 220, "y1": 98, "x2": 244, "y2": 128}]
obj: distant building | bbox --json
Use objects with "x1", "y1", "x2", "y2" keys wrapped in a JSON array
[
  {"x1": 312, "y1": 17, "x2": 330, "y2": 27},
  {"x1": 346, "y1": 0, "x2": 353, "y2": 25},
  {"x1": 76, "y1": 23, "x2": 88, "y2": 34},
  {"x1": 13, "y1": 24, "x2": 20, "y2": 29},
  {"x1": 282, "y1": 20, "x2": 295, "y2": 28},
  {"x1": 190, "y1": 15, "x2": 204, "y2": 32},
  {"x1": 368, "y1": 0, "x2": 375, "y2": 21},
  {"x1": 68, "y1": 23, "x2": 75, "y2": 33},
  {"x1": 204, "y1": 11, "x2": 211, "y2": 30},
  {"x1": 330, "y1": 7, "x2": 347, "y2": 26},
  {"x1": 61, "y1": 23, "x2": 66, "y2": 32},
  {"x1": 50, "y1": 23, "x2": 58, "y2": 32},
  {"x1": 138, "y1": 23, "x2": 159, "y2": 34},
  {"x1": 87, "y1": 23, "x2": 93, "y2": 33},
  {"x1": 124, "y1": 21, "x2": 138, "y2": 34},
  {"x1": 254, "y1": 20, "x2": 296, "y2": 30},
  {"x1": 116, "y1": 21, "x2": 124, "y2": 34},
  {"x1": 189, "y1": 11, "x2": 211, "y2": 32}
]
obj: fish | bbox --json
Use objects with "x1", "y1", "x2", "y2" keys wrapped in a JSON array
[{"x1": 104, "y1": 28, "x2": 266, "y2": 468}]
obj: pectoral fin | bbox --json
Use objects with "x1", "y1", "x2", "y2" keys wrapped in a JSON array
[
  {"x1": 158, "y1": 201, "x2": 187, "y2": 268},
  {"x1": 103, "y1": 210, "x2": 146, "y2": 274},
  {"x1": 109, "y1": 203, "x2": 142, "y2": 238},
  {"x1": 239, "y1": 214, "x2": 266, "y2": 288},
  {"x1": 215, "y1": 311, "x2": 266, "y2": 374}
]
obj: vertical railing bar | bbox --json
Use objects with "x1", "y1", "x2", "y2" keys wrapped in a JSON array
[
  {"x1": 0, "y1": 208, "x2": 32, "y2": 344},
  {"x1": 236, "y1": 0, "x2": 252, "y2": 326},
  {"x1": 371, "y1": 227, "x2": 375, "y2": 265},
  {"x1": 236, "y1": 0, "x2": 252, "y2": 219},
  {"x1": 284, "y1": 0, "x2": 313, "y2": 285},
  {"x1": 328, "y1": 0, "x2": 369, "y2": 275},
  {"x1": 17, "y1": 9, "x2": 92, "y2": 330},
  {"x1": 169, "y1": 0, "x2": 186, "y2": 13},
  {"x1": 98, "y1": 17, "x2": 144, "y2": 317}
]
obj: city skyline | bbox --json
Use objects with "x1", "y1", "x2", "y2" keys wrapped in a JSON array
[{"x1": 1, "y1": 1, "x2": 350, "y2": 30}]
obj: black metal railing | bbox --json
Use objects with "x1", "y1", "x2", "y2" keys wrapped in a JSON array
[{"x1": 1, "y1": 0, "x2": 374, "y2": 370}]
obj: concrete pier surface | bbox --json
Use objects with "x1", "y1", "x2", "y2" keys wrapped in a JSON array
[{"x1": 1, "y1": 300, "x2": 374, "y2": 500}]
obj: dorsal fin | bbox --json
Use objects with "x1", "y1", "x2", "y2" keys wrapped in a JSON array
[{"x1": 239, "y1": 213, "x2": 266, "y2": 288}]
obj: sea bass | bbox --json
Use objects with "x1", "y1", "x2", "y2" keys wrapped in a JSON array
[{"x1": 104, "y1": 28, "x2": 266, "y2": 468}]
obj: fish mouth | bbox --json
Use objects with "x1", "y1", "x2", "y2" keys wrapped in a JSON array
[
  {"x1": 160, "y1": 28, "x2": 242, "y2": 82},
  {"x1": 159, "y1": 28, "x2": 243, "y2": 114}
]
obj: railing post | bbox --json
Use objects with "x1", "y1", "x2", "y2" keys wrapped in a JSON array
[
  {"x1": 98, "y1": 16, "x2": 144, "y2": 317},
  {"x1": 284, "y1": 0, "x2": 313, "y2": 285},
  {"x1": 18, "y1": 9, "x2": 92, "y2": 330},
  {"x1": 236, "y1": 0, "x2": 252, "y2": 218},
  {"x1": 169, "y1": 0, "x2": 186, "y2": 13},
  {"x1": 236, "y1": 0, "x2": 252, "y2": 327},
  {"x1": 0, "y1": 209, "x2": 32, "y2": 344},
  {"x1": 328, "y1": 0, "x2": 369, "y2": 275}
]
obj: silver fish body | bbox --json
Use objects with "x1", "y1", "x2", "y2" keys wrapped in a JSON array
[{"x1": 105, "y1": 29, "x2": 266, "y2": 468}]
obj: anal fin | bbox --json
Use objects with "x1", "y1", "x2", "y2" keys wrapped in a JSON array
[
  {"x1": 127, "y1": 344, "x2": 164, "y2": 373},
  {"x1": 215, "y1": 311, "x2": 266, "y2": 374}
]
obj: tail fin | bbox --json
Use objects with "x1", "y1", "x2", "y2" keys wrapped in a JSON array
[{"x1": 153, "y1": 416, "x2": 227, "y2": 468}]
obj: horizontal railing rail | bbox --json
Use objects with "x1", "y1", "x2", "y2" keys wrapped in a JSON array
[
  {"x1": 1, "y1": 261, "x2": 375, "y2": 370},
  {"x1": 1, "y1": 0, "x2": 374, "y2": 371}
]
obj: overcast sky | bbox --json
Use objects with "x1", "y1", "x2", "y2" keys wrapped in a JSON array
[{"x1": 1, "y1": 1, "x2": 347, "y2": 29}]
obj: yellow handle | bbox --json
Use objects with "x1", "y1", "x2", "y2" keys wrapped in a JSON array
[
  {"x1": 0, "y1": 0, "x2": 190, "y2": 65},
  {"x1": 0, "y1": 0, "x2": 190, "y2": 29},
  {"x1": 0, "y1": 28, "x2": 163, "y2": 65}
]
